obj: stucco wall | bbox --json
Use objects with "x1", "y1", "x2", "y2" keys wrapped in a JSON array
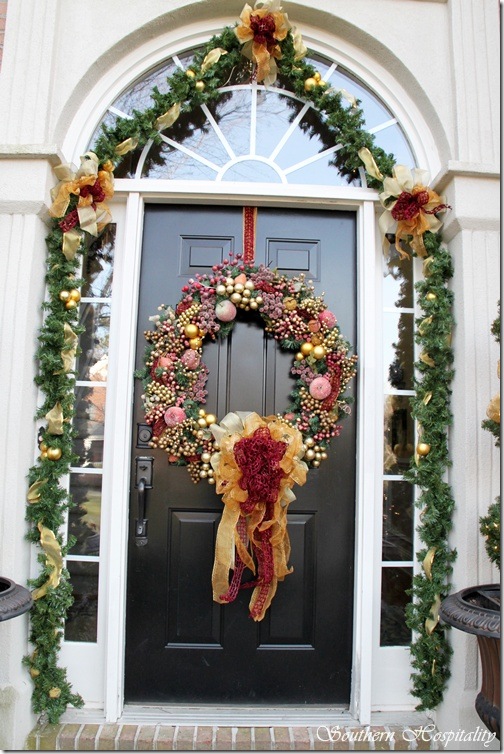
[{"x1": 0, "y1": 0, "x2": 499, "y2": 749}]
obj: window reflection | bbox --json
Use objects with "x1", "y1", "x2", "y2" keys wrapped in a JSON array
[
  {"x1": 73, "y1": 387, "x2": 106, "y2": 468},
  {"x1": 65, "y1": 561, "x2": 99, "y2": 642},
  {"x1": 81, "y1": 225, "x2": 115, "y2": 298},
  {"x1": 383, "y1": 245, "x2": 413, "y2": 309},
  {"x1": 380, "y1": 567, "x2": 412, "y2": 646},
  {"x1": 382, "y1": 480, "x2": 414, "y2": 561},
  {"x1": 68, "y1": 474, "x2": 101, "y2": 556},
  {"x1": 383, "y1": 395, "x2": 414, "y2": 473},
  {"x1": 383, "y1": 312, "x2": 414, "y2": 390}
]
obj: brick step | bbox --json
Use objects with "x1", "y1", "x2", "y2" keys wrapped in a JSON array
[{"x1": 26, "y1": 722, "x2": 436, "y2": 750}]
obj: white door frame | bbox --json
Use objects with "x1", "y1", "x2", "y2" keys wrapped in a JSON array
[{"x1": 90, "y1": 182, "x2": 381, "y2": 723}]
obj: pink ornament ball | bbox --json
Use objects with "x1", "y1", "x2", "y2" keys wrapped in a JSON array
[
  {"x1": 215, "y1": 300, "x2": 237, "y2": 322},
  {"x1": 164, "y1": 406, "x2": 186, "y2": 427},
  {"x1": 181, "y1": 349, "x2": 200, "y2": 370},
  {"x1": 158, "y1": 355, "x2": 173, "y2": 369},
  {"x1": 319, "y1": 309, "x2": 337, "y2": 329},
  {"x1": 309, "y1": 376, "x2": 332, "y2": 400}
]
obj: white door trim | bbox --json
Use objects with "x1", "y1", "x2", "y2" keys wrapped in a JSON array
[{"x1": 93, "y1": 188, "x2": 380, "y2": 723}]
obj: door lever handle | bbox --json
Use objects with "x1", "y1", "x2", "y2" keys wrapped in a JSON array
[{"x1": 135, "y1": 477, "x2": 148, "y2": 546}]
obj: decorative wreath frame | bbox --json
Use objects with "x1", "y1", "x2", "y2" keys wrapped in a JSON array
[{"x1": 25, "y1": 0, "x2": 455, "y2": 722}]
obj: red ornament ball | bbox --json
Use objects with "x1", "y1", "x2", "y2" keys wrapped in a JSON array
[
  {"x1": 319, "y1": 309, "x2": 336, "y2": 329},
  {"x1": 164, "y1": 406, "x2": 186, "y2": 427}
]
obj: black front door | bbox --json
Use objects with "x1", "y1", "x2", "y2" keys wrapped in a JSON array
[{"x1": 125, "y1": 204, "x2": 357, "y2": 704}]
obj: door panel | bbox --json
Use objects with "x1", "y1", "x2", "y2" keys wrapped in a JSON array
[{"x1": 125, "y1": 205, "x2": 356, "y2": 704}]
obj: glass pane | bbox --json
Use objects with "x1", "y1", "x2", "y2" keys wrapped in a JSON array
[
  {"x1": 65, "y1": 561, "x2": 99, "y2": 642},
  {"x1": 382, "y1": 480, "x2": 414, "y2": 561},
  {"x1": 383, "y1": 395, "x2": 414, "y2": 474},
  {"x1": 327, "y1": 68, "x2": 393, "y2": 131},
  {"x1": 223, "y1": 160, "x2": 282, "y2": 183},
  {"x1": 383, "y1": 311, "x2": 414, "y2": 390},
  {"x1": 142, "y1": 141, "x2": 220, "y2": 180},
  {"x1": 73, "y1": 386, "x2": 106, "y2": 468},
  {"x1": 255, "y1": 90, "x2": 305, "y2": 159},
  {"x1": 76, "y1": 303, "x2": 111, "y2": 382},
  {"x1": 81, "y1": 225, "x2": 115, "y2": 298},
  {"x1": 380, "y1": 566, "x2": 412, "y2": 646},
  {"x1": 383, "y1": 244, "x2": 413, "y2": 309},
  {"x1": 112, "y1": 60, "x2": 178, "y2": 116},
  {"x1": 68, "y1": 473, "x2": 102, "y2": 556},
  {"x1": 373, "y1": 124, "x2": 415, "y2": 172}
]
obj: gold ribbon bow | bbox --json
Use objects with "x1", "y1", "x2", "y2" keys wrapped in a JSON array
[
  {"x1": 210, "y1": 412, "x2": 307, "y2": 621},
  {"x1": 154, "y1": 102, "x2": 181, "y2": 131},
  {"x1": 32, "y1": 523, "x2": 63, "y2": 600},
  {"x1": 49, "y1": 152, "x2": 114, "y2": 240},
  {"x1": 235, "y1": 1, "x2": 291, "y2": 87}
]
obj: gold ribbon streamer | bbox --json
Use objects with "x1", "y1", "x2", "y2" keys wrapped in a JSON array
[
  {"x1": 422, "y1": 547, "x2": 437, "y2": 580},
  {"x1": 200, "y1": 48, "x2": 228, "y2": 73},
  {"x1": 115, "y1": 137, "x2": 139, "y2": 156},
  {"x1": 210, "y1": 412, "x2": 307, "y2": 621},
  {"x1": 423, "y1": 392, "x2": 433, "y2": 405},
  {"x1": 45, "y1": 402, "x2": 64, "y2": 435},
  {"x1": 62, "y1": 229, "x2": 82, "y2": 261},
  {"x1": 425, "y1": 594, "x2": 441, "y2": 635},
  {"x1": 27, "y1": 479, "x2": 47, "y2": 503},
  {"x1": 358, "y1": 147, "x2": 383, "y2": 181},
  {"x1": 418, "y1": 316, "x2": 433, "y2": 335},
  {"x1": 154, "y1": 102, "x2": 181, "y2": 131},
  {"x1": 420, "y1": 351, "x2": 436, "y2": 368},
  {"x1": 57, "y1": 323, "x2": 78, "y2": 374},
  {"x1": 32, "y1": 523, "x2": 63, "y2": 600}
]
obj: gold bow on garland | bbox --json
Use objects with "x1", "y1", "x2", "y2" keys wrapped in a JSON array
[
  {"x1": 49, "y1": 151, "x2": 114, "y2": 260},
  {"x1": 236, "y1": 0, "x2": 306, "y2": 86},
  {"x1": 210, "y1": 412, "x2": 307, "y2": 621}
]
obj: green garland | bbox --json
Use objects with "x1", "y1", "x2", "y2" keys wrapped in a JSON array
[
  {"x1": 479, "y1": 304, "x2": 500, "y2": 569},
  {"x1": 25, "y1": 6, "x2": 456, "y2": 721}
]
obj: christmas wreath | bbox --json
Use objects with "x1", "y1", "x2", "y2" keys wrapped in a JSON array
[
  {"x1": 137, "y1": 254, "x2": 358, "y2": 620},
  {"x1": 138, "y1": 254, "x2": 357, "y2": 481}
]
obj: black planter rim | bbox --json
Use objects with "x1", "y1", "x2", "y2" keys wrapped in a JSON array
[{"x1": 440, "y1": 583, "x2": 500, "y2": 638}]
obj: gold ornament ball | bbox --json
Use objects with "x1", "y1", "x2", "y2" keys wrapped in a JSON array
[
  {"x1": 189, "y1": 337, "x2": 202, "y2": 349},
  {"x1": 49, "y1": 687, "x2": 62, "y2": 699},
  {"x1": 46, "y1": 447, "x2": 62, "y2": 461},
  {"x1": 230, "y1": 292, "x2": 242, "y2": 304},
  {"x1": 234, "y1": 282, "x2": 244, "y2": 294},
  {"x1": 198, "y1": 409, "x2": 206, "y2": 417},
  {"x1": 184, "y1": 323, "x2": 199, "y2": 339},
  {"x1": 295, "y1": 352, "x2": 304, "y2": 361},
  {"x1": 30, "y1": 668, "x2": 40, "y2": 678},
  {"x1": 198, "y1": 417, "x2": 208, "y2": 428},
  {"x1": 249, "y1": 300, "x2": 258, "y2": 310},
  {"x1": 305, "y1": 449, "x2": 316, "y2": 461},
  {"x1": 186, "y1": 69, "x2": 196, "y2": 78},
  {"x1": 312, "y1": 345, "x2": 326, "y2": 359},
  {"x1": 245, "y1": 280, "x2": 254, "y2": 291},
  {"x1": 305, "y1": 437, "x2": 315, "y2": 447},
  {"x1": 39, "y1": 442, "x2": 48, "y2": 453},
  {"x1": 205, "y1": 413, "x2": 216, "y2": 426},
  {"x1": 304, "y1": 77, "x2": 317, "y2": 92},
  {"x1": 40, "y1": 451, "x2": 48, "y2": 459},
  {"x1": 426, "y1": 292, "x2": 437, "y2": 301},
  {"x1": 65, "y1": 299, "x2": 78, "y2": 310},
  {"x1": 68, "y1": 288, "x2": 81, "y2": 302},
  {"x1": 195, "y1": 81, "x2": 205, "y2": 92},
  {"x1": 216, "y1": 284, "x2": 227, "y2": 296},
  {"x1": 300, "y1": 342, "x2": 314, "y2": 356},
  {"x1": 59, "y1": 290, "x2": 70, "y2": 302},
  {"x1": 201, "y1": 452, "x2": 211, "y2": 463},
  {"x1": 417, "y1": 442, "x2": 431, "y2": 456}
]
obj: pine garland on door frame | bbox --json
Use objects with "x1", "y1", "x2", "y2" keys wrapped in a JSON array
[{"x1": 24, "y1": 0, "x2": 457, "y2": 722}]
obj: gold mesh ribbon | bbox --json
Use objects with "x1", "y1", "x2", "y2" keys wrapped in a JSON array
[
  {"x1": 210, "y1": 412, "x2": 307, "y2": 621},
  {"x1": 32, "y1": 523, "x2": 63, "y2": 600}
]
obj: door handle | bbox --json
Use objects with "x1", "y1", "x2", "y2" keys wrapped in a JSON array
[
  {"x1": 134, "y1": 456, "x2": 154, "y2": 547},
  {"x1": 135, "y1": 477, "x2": 148, "y2": 546}
]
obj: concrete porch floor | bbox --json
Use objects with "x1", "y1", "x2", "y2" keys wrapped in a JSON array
[{"x1": 25, "y1": 710, "x2": 438, "y2": 750}]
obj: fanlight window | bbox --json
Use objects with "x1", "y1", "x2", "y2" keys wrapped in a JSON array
[{"x1": 90, "y1": 50, "x2": 415, "y2": 184}]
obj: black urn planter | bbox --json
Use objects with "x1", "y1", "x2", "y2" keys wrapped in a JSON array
[
  {"x1": 440, "y1": 584, "x2": 500, "y2": 741},
  {"x1": 0, "y1": 576, "x2": 32, "y2": 622}
]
